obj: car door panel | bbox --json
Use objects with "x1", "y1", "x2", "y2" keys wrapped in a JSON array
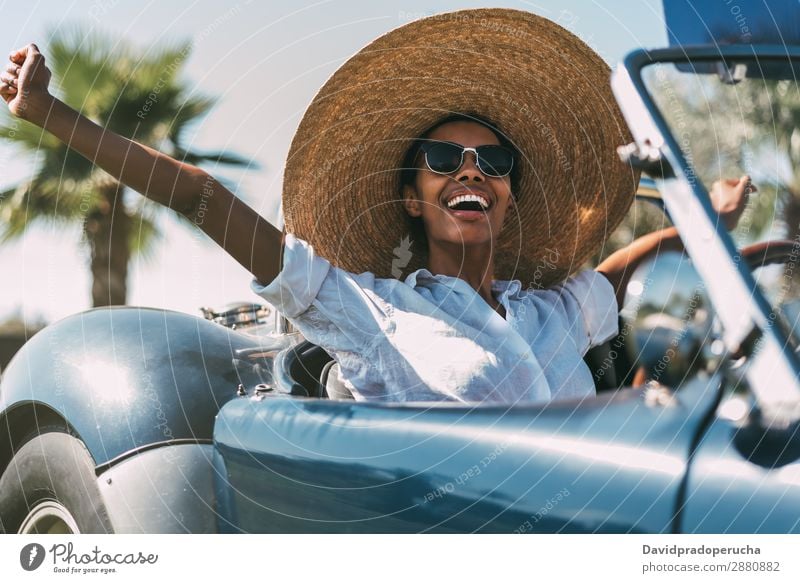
[{"x1": 213, "y1": 376, "x2": 720, "y2": 533}]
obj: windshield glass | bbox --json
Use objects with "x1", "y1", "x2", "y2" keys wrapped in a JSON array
[{"x1": 641, "y1": 58, "x2": 800, "y2": 341}]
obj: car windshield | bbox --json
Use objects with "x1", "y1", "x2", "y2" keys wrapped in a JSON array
[{"x1": 641, "y1": 57, "x2": 800, "y2": 346}]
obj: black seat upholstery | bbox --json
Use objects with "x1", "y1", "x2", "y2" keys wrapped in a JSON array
[
  {"x1": 282, "y1": 340, "x2": 334, "y2": 397},
  {"x1": 585, "y1": 317, "x2": 636, "y2": 393},
  {"x1": 319, "y1": 360, "x2": 356, "y2": 400}
]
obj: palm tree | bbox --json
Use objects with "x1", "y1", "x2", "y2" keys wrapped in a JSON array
[{"x1": 0, "y1": 28, "x2": 251, "y2": 306}]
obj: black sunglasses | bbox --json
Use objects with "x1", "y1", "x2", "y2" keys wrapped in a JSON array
[{"x1": 418, "y1": 141, "x2": 515, "y2": 178}]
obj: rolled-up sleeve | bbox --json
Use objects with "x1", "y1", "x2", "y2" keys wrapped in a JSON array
[
  {"x1": 250, "y1": 233, "x2": 388, "y2": 356},
  {"x1": 536, "y1": 270, "x2": 619, "y2": 355},
  {"x1": 250, "y1": 233, "x2": 331, "y2": 318}
]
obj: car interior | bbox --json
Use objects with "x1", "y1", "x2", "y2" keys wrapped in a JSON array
[{"x1": 282, "y1": 317, "x2": 635, "y2": 400}]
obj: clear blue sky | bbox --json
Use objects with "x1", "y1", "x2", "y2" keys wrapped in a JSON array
[{"x1": 0, "y1": 0, "x2": 667, "y2": 325}]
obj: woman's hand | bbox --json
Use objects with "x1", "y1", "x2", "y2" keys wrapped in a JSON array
[
  {"x1": 0, "y1": 42, "x2": 283, "y2": 284},
  {"x1": 709, "y1": 174, "x2": 756, "y2": 231},
  {"x1": 0, "y1": 43, "x2": 53, "y2": 123}
]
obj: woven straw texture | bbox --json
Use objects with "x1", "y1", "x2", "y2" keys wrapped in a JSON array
[{"x1": 282, "y1": 8, "x2": 637, "y2": 288}]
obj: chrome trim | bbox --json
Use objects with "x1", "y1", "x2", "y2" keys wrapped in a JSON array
[
  {"x1": 277, "y1": 314, "x2": 296, "y2": 335},
  {"x1": 200, "y1": 302, "x2": 271, "y2": 330}
]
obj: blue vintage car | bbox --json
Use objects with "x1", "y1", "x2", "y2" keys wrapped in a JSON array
[{"x1": 2, "y1": 2, "x2": 800, "y2": 533}]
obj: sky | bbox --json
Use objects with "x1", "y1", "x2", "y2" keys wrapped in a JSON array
[{"x1": 0, "y1": 0, "x2": 667, "y2": 325}]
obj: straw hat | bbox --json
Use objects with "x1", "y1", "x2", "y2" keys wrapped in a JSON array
[{"x1": 282, "y1": 8, "x2": 637, "y2": 289}]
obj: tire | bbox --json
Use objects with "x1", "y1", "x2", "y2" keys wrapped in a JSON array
[{"x1": 0, "y1": 430, "x2": 114, "y2": 534}]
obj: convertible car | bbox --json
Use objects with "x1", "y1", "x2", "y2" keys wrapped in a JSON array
[{"x1": 2, "y1": 1, "x2": 800, "y2": 533}]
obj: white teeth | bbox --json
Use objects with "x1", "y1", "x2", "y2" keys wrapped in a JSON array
[{"x1": 446, "y1": 194, "x2": 490, "y2": 209}]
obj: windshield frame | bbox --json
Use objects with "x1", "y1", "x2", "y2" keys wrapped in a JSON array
[{"x1": 612, "y1": 45, "x2": 800, "y2": 427}]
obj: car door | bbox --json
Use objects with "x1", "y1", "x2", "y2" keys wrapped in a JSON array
[{"x1": 212, "y1": 375, "x2": 721, "y2": 533}]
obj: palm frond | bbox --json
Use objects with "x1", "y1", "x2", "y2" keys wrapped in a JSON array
[
  {"x1": 2, "y1": 26, "x2": 256, "y2": 293},
  {"x1": 167, "y1": 94, "x2": 217, "y2": 145},
  {"x1": 0, "y1": 178, "x2": 100, "y2": 241},
  {"x1": 46, "y1": 26, "x2": 123, "y2": 117},
  {"x1": 0, "y1": 114, "x2": 62, "y2": 152},
  {"x1": 127, "y1": 41, "x2": 193, "y2": 91},
  {"x1": 128, "y1": 208, "x2": 162, "y2": 261},
  {"x1": 40, "y1": 144, "x2": 97, "y2": 182}
]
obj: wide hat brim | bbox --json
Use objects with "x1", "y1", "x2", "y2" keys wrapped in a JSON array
[{"x1": 283, "y1": 8, "x2": 637, "y2": 288}]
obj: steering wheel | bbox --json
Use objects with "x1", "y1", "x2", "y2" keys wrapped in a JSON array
[
  {"x1": 737, "y1": 239, "x2": 800, "y2": 352},
  {"x1": 742, "y1": 240, "x2": 798, "y2": 270},
  {"x1": 588, "y1": 240, "x2": 799, "y2": 392}
]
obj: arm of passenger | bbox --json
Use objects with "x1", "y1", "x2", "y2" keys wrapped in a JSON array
[
  {"x1": 596, "y1": 226, "x2": 682, "y2": 310},
  {"x1": 3, "y1": 44, "x2": 284, "y2": 286},
  {"x1": 251, "y1": 233, "x2": 331, "y2": 319},
  {"x1": 251, "y1": 233, "x2": 387, "y2": 355},
  {"x1": 597, "y1": 175, "x2": 753, "y2": 308}
]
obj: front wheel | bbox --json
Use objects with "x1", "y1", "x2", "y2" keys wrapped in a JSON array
[{"x1": 0, "y1": 430, "x2": 114, "y2": 534}]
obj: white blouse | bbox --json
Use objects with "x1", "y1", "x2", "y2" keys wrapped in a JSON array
[{"x1": 252, "y1": 234, "x2": 618, "y2": 404}]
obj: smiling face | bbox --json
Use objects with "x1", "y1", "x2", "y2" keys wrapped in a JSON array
[{"x1": 402, "y1": 120, "x2": 515, "y2": 251}]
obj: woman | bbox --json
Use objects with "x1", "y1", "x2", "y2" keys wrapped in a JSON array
[{"x1": 0, "y1": 9, "x2": 749, "y2": 403}]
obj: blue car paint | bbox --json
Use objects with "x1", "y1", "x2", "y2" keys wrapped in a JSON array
[
  {"x1": 681, "y1": 416, "x2": 800, "y2": 533},
  {"x1": 0, "y1": 307, "x2": 269, "y2": 468},
  {"x1": 212, "y1": 375, "x2": 720, "y2": 533}
]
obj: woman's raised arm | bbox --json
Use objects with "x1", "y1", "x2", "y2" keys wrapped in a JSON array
[{"x1": 0, "y1": 43, "x2": 284, "y2": 285}]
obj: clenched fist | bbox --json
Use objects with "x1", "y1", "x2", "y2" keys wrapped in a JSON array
[
  {"x1": 0, "y1": 43, "x2": 52, "y2": 122},
  {"x1": 709, "y1": 174, "x2": 756, "y2": 231}
]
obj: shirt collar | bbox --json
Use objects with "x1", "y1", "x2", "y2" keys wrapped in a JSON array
[
  {"x1": 403, "y1": 267, "x2": 435, "y2": 288},
  {"x1": 492, "y1": 278, "x2": 524, "y2": 302},
  {"x1": 405, "y1": 269, "x2": 524, "y2": 301}
]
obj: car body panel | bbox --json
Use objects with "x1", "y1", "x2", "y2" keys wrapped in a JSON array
[
  {"x1": 681, "y1": 415, "x2": 800, "y2": 533},
  {"x1": 213, "y1": 375, "x2": 720, "y2": 533},
  {"x1": 0, "y1": 307, "x2": 275, "y2": 468},
  {"x1": 97, "y1": 443, "x2": 217, "y2": 533}
]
